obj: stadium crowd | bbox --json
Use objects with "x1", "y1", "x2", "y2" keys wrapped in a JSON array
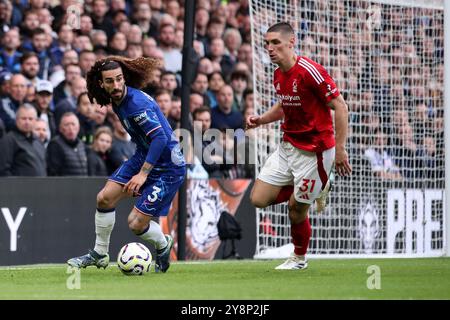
[
  {"x1": 295, "y1": 1, "x2": 444, "y2": 187},
  {"x1": 0, "y1": 0, "x2": 254, "y2": 179},
  {"x1": 0, "y1": 0, "x2": 444, "y2": 186}
]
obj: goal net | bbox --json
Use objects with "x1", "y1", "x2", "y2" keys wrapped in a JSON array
[{"x1": 250, "y1": 0, "x2": 446, "y2": 258}]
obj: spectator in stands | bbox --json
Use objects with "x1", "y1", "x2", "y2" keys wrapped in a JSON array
[
  {"x1": 149, "y1": 0, "x2": 164, "y2": 21},
  {"x1": 189, "y1": 92, "x2": 204, "y2": 114},
  {"x1": 237, "y1": 42, "x2": 252, "y2": 72},
  {"x1": 90, "y1": 29, "x2": 108, "y2": 48},
  {"x1": 160, "y1": 70, "x2": 179, "y2": 96},
  {"x1": 230, "y1": 70, "x2": 249, "y2": 112},
  {"x1": 33, "y1": 117, "x2": 49, "y2": 146},
  {"x1": 393, "y1": 124, "x2": 422, "y2": 180},
  {"x1": 166, "y1": 0, "x2": 181, "y2": 20},
  {"x1": 211, "y1": 84, "x2": 243, "y2": 130},
  {"x1": 87, "y1": 126, "x2": 116, "y2": 176},
  {"x1": 168, "y1": 95, "x2": 181, "y2": 130},
  {"x1": 195, "y1": 7, "x2": 210, "y2": 50},
  {"x1": 20, "y1": 10, "x2": 40, "y2": 42},
  {"x1": 126, "y1": 43, "x2": 143, "y2": 59},
  {"x1": 78, "y1": 50, "x2": 96, "y2": 77},
  {"x1": 79, "y1": 14, "x2": 94, "y2": 36},
  {"x1": 0, "y1": 70, "x2": 11, "y2": 97},
  {"x1": 142, "y1": 37, "x2": 158, "y2": 58},
  {"x1": 52, "y1": 63, "x2": 82, "y2": 105},
  {"x1": 364, "y1": 129, "x2": 402, "y2": 181},
  {"x1": 108, "y1": 32, "x2": 127, "y2": 56},
  {"x1": 206, "y1": 17, "x2": 226, "y2": 43},
  {"x1": 90, "y1": 101, "x2": 108, "y2": 127},
  {"x1": 193, "y1": 106, "x2": 211, "y2": 136},
  {"x1": 110, "y1": 10, "x2": 128, "y2": 31},
  {"x1": 46, "y1": 111, "x2": 88, "y2": 176},
  {"x1": 142, "y1": 66, "x2": 162, "y2": 97},
  {"x1": 107, "y1": 111, "x2": 135, "y2": 163},
  {"x1": 208, "y1": 37, "x2": 234, "y2": 79},
  {"x1": 146, "y1": 47, "x2": 165, "y2": 70},
  {"x1": 55, "y1": 75, "x2": 87, "y2": 124},
  {"x1": 155, "y1": 89, "x2": 172, "y2": 118},
  {"x1": 0, "y1": 73, "x2": 28, "y2": 131},
  {"x1": 191, "y1": 72, "x2": 209, "y2": 105},
  {"x1": 76, "y1": 91, "x2": 96, "y2": 145},
  {"x1": 27, "y1": 27, "x2": 55, "y2": 79},
  {"x1": 34, "y1": 80, "x2": 56, "y2": 140},
  {"x1": 133, "y1": 2, "x2": 158, "y2": 39},
  {"x1": 126, "y1": 25, "x2": 143, "y2": 45},
  {"x1": 0, "y1": 28, "x2": 22, "y2": 73},
  {"x1": 158, "y1": 23, "x2": 182, "y2": 73},
  {"x1": 20, "y1": 51, "x2": 41, "y2": 87},
  {"x1": 49, "y1": 24, "x2": 74, "y2": 66},
  {"x1": 242, "y1": 88, "x2": 254, "y2": 112},
  {"x1": 421, "y1": 135, "x2": 443, "y2": 188},
  {"x1": 192, "y1": 106, "x2": 215, "y2": 172},
  {"x1": 223, "y1": 27, "x2": 242, "y2": 63},
  {"x1": 91, "y1": 0, "x2": 115, "y2": 38},
  {"x1": 0, "y1": 104, "x2": 46, "y2": 176},
  {"x1": 49, "y1": 49, "x2": 79, "y2": 88},
  {"x1": 206, "y1": 71, "x2": 225, "y2": 108},
  {"x1": 197, "y1": 57, "x2": 215, "y2": 75}
]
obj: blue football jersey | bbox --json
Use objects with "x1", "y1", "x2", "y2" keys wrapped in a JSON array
[{"x1": 112, "y1": 86, "x2": 185, "y2": 169}]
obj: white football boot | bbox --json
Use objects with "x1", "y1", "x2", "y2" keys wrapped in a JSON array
[{"x1": 275, "y1": 253, "x2": 308, "y2": 270}]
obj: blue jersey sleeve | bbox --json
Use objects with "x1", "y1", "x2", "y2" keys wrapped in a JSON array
[
  {"x1": 130, "y1": 109, "x2": 162, "y2": 137},
  {"x1": 130, "y1": 107, "x2": 169, "y2": 165}
]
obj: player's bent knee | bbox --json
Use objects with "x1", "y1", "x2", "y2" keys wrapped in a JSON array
[
  {"x1": 97, "y1": 190, "x2": 115, "y2": 209},
  {"x1": 250, "y1": 192, "x2": 269, "y2": 208},
  {"x1": 128, "y1": 220, "x2": 146, "y2": 235}
]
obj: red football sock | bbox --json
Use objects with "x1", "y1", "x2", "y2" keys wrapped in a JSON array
[
  {"x1": 273, "y1": 185, "x2": 294, "y2": 204},
  {"x1": 291, "y1": 218, "x2": 312, "y2": 256}
]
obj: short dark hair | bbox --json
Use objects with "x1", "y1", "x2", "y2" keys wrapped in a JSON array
[
  {"x1": 20, "y1": 51, "x2": 38, "y2": 64},
  {"x1": 230, "y1": 70, "x2": 248, "y2": 82},
  {"x1": 161, "y1": 70, "x2": 176, "y2": 78},
  {"x1": 193, "y1": 106, "x2": 211, "y2": 120},
  {"x1": 155, "y1": 88, "x2": 172, "y2": 98},
  {"x1": 267, "y1": 22, "x2": 294, "y2": 35},
  {"x1": 31, "y1": 27, "x2": 46, "y2": 38}
]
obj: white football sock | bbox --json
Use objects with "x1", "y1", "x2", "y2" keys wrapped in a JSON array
[
  {"x1": 93, "y1": 209, "x2": 116, "y2": 256},
  {"x1": 138, "y1": 220, "x2": 167, "y2": 250}
]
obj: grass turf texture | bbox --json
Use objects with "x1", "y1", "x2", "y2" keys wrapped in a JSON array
[{"x1": 1, "y1": 258, "x2": 449, "y2": 300}]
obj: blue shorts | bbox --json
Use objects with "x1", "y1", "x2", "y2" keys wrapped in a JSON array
[{"x1": 109, "y1": 153, "x2": 185, "y2": 217}]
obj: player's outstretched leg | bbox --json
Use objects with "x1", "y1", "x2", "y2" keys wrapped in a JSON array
[
  {"x1": 275, "y1": 197, "x2": 311, "y2": 270},
  {"x1": 129, "y1": 209, "x2": 174, "y2": 273},
  {"x1": 67, "y1": 181, "x2": 125, "y2": 269},
  {"x1": 155, "y1": 234, "x2": 174, "y2": 273},
  {"x1": 67, "y1": 249, "x2": 110, "y2": 269}
]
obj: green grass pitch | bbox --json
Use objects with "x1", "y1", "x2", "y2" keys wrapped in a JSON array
[{"x1": 1, "y1": 258, "x2": 449, "y2": 300}]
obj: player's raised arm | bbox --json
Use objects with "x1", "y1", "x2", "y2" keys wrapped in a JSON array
[
  {"x1": 246, "y1": 100, "x2": 284, "y2": 129},
  {"x1": 328, "y1": 94, "x2": 352, "y2": 176}
]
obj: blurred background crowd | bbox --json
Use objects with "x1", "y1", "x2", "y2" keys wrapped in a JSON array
[{"x1": 0, "y1": 0, "x2": 255, "y2": 179}]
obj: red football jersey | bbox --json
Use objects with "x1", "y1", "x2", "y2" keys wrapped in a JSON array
[{"x1": 273, "y1": 56, "x2": 340, "y2": 153}]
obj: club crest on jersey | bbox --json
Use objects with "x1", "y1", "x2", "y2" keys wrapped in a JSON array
[
  {"x1": 292, "y1": 79, "x2": 298, "y2": 93},
  {"x1": 275, "y1": 83, "x2": 280, "y2": 91}
]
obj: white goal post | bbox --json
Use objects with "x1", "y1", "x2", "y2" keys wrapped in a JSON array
[{"x1": 249, "y1": 0, "x2": 447, "y2": 258}]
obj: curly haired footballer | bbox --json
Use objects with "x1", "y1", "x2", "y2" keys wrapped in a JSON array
[
  {"x1": 86, "y1": 56, "x2": 160, "y2": 106},
  {"x1": 68, "y1": 55, "x2": 185, "y2": 273}
]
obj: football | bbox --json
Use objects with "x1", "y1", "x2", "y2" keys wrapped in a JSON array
[{"x1": 117, "y1": 242, "x2": 152, "y2": 275}]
